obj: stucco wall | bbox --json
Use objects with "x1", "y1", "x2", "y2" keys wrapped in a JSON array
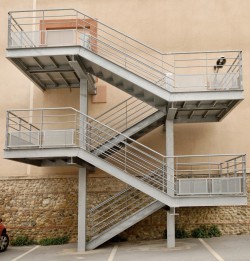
[
  {"x1": 1, "y1": 0, "x2": 250, "y2": 243},
  {"x1": 1, "y1": 0, "x2": 250, "y2": 176}
]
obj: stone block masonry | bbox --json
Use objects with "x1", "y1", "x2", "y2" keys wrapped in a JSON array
[{"x1": 0, "y1": 172, "x2": 249, "y2": 243}]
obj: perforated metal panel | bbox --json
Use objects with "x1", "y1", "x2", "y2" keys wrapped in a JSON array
[
  {"x1": 212, "y1": 178, "x2": 242, "y2": 194},
  {"x1": 8, "y1": 131, "x2": 40, "y2": 147},
  {"x1": 42, "y1": 129, "x2": 75, "y2": 147},
  {"x1": 177, "y1": 178, "x2": 208, "y2": 195}
]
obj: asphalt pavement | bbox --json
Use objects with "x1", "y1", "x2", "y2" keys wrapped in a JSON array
[{"x1": 1, "y1": 235, "x2": 250, "y2": 261}]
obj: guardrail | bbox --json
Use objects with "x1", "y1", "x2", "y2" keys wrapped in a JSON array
[
  {"x1": 5, "y1": 107, "x2": 246, "y2": 196},
  {"x1": 5, "y1": 107, "x2": 173, "y2": 195},
  {"x1": 88, "y1": 185, "x2": 154, "y2": 238},
  {"x1": 174, "y1": 154, "x2": 246, "y2": 195},
  {"x1": 7, "y1": 9, "x2": 243, "y2": 91},
  {"x1": 93, "y1": 96, "x2": 157, "y2": 132}
]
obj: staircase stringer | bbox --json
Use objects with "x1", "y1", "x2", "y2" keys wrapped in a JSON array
[
  {"x1": 86, "y1": 200, "x2": 165, "y2": 250},
  {"x1": 76, "y1": 148, "x2": 176, "y2": 207}
]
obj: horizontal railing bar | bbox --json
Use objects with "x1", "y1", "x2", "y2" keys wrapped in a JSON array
[
  {"x1": 88, "y1": 41, "x2": 164, "y2": 82},
  {"x1": 84, "y1": 34, "x2": 166, "y2": 77},
  {"x1": 176, "y1": 162, "x2": 220, "y2": 166},
  {"x1": 94, "y1": 97, "x2": 134, "y2": 119},
  {"x1": 76, "y1": 22, "x2": 173, "y2": 69},
  {"x1": 174, "y1": 57, "x2": 240, "y2": 62},
  {"x1": 178, "y1": 177, "x2": 243, "y2": 181},
  {"x1": 169, "y1": 153, "x2": 245, "y2": 158},
  {"x1": 81, "y1": 128, "x2": 167, "y2": 175},
  {"x1": 164, "y1": 50, "x2": 241, "y2": 55},
  {"x1": 224, "y1": 155, "x2": 246, "y2": 162},
  {"x1": 92, "y1": 196, "x2": 152, "y2": 230},
  {"x1": 89, "y1": 174, "x2": 157, "y2": 213},
  {"x1": 91, "y1": 191, "x2": 148, "y2": 224},
  {"x1": 176, "y1": 169, "x2": 221, "y2": 173},
  {"x1": 95, "y1": 103, "x2": 153, "y2": 130},
  {"x1": 80, "y1": 138, "x2": 173, "y2": 190},
  {"x1": 8, "y1": 112, "x2": 40, "y2": 130},
  {"x1": 89, "y1": 187, "x2": 137, "y2": 213}
]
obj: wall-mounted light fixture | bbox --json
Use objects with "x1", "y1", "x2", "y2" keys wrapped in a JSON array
[{"x1": 214, "y1": 56, "x2": 226, "y2": 73}]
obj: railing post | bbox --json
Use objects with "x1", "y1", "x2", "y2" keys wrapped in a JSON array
[
  {"x1": 173, "y1": 54, "x2": 176, "y2": 89},
  {"x1": 5, "y1": 111, "x2": 10, "y2": 149},
  {"x1": 40, "y1": 109, "x2": 44, "y2": 148},
  {"x1": 42, "y1": 11, "x2": 45, "y2": 31},
  {"x1": 8, "y1": 13, "x2": 12, "y2": 48},
  {"x1": 124, "y1": 36, "x2": 127, "y2": 68},
  {"x1": 208, "y1": 155, "x2": 211, "y2": 179},
  {"x1": 239, "y1": 51, "x2": 243, "y2": 89},
  {"x1": 125, "y1": 99, "x2": 128, "y2": 130},
  {"x1": 234, "y1": 158, "x2": 237, "y2": 177},
  {"x1": 219, "y1": 163, "x2": 223, "y2": 177},
  {"x1": 205, "y1": 53, "x2": 208, "y2": 89},
  {"x1": 242, "y1": 155, "x2": 246, "y2": 194},
  {"x1": 162, "y1": 158, "x2": 165, "y2": 191},
  {"x1": 75, "y1": 10, "x2": 78, "y2": 45},
  {"x1": 227, "y1": 161, "x2": 229, "y2": 177}
]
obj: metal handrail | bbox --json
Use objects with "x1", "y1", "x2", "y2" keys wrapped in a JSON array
[
  {"x1": 93, "y1": 96, "x2": 158, "y2": 133},
  {"x1": 6, "y1": 107, "x2": 164, "y2": 156},
  {"x1": 8, "y1": 8, "x2": 164, "y2": 55},
  {"x1": 6, "y1": 107, "x2": 175, "y2": 194},
  {"x1": 5, "y1": 107, "x2": 246, "y2": 197},
  {"x1": 7, "y1": 9, "x2": 243, "y2": 91},
  {"x1": 88, "y1": 173, "x2": 164, "y2": 238}
]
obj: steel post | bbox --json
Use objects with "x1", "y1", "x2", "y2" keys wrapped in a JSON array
[
  {"x1": 167, "y1": 207, "x2": 175, "y2": 248},
  {"x1": 166, "y1": 119, "x2": 174, "y2": 196},
  {"x1": 78, "y1": 167, "x2": 87, "y2": 252},
  {"x1": 78, "y1": 78, "x2": 88, "y2": 252}
]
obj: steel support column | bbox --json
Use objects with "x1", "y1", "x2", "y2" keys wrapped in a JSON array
[
  {"x1": 166, "y1": 119, "x2": 175, "y2": 248},
  {"x1": 78, "y1": 78, "x2": 88, "y2": 252},
  {"x1": 78, "y1": 167, "x2": 87, "y2": 251},
  {"x1": 166, "y1": 119, "x2": 174, "y2": 196},
  {"x1": 167, "y1": 207, "x2": 175, "y2": 248}
]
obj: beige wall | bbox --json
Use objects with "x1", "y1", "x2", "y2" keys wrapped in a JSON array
[{"x1": 1, "y1": 0, "x2": 250, "y2": 177}]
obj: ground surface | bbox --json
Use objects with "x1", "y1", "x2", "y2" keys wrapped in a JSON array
[{"x1": 1, "y1": 235, "x2": 250, "y2": 261}]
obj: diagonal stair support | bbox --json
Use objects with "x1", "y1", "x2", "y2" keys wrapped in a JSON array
[
  {"x1": 76, "y1": 148, "x2": 175, "y2": 206},
  {"x1": 93, "y1": 110, "x2": 166, "y2": 158},
  {"x1": 87, "y1": 200, "x2": 165, "y2": 250},
  {"x1": 7, "y1": 47, "x2": 243, "y2": 111},
  {"x1": 7, "y1": 46, "x2": 244, "y2": 122},
  {"x1": 4, "y1": 147, "x2": 247, "y2": 207}
]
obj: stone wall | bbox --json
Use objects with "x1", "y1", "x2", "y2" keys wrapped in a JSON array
[
  {"x1": 0, "y1": 173, "x2": 249, "y2": 243},
  {"x1": 0, "y1": 176, "x2": 79, "y2": 242}
]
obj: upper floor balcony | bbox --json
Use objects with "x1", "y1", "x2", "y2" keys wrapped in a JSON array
[
  {"x1": 6, "y1": 9, "x2": 244, "y2": 122},
  {"x1": 8, "y1": 9, "x2": 242, "y2": 92}
]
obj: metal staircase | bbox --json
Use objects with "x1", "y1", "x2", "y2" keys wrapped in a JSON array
[
  {"x1": 91, "y1": 96, "x2": 165, "y2": 157},
  {"x1": 7, "y1": 9, "x2": 243, "y2": 122},
  {"x1": 4, "y1": 107, "x2": 247, "y2": 206},
  {"x1": 4, "y1": 8, "x2": 247, "y2": 250},
  {"x1": 87, "y1": 186, "x2": 164, "y2": 250}
]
